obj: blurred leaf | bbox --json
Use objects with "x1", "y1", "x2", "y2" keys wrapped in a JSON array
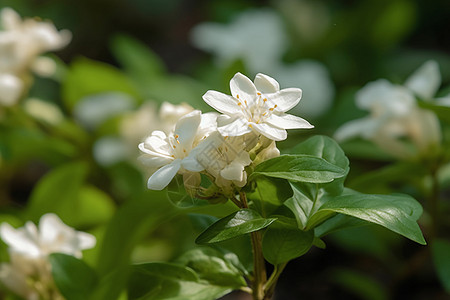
[
  {"x1": 26, "y1": 161, "x2": 88, "y2": 224},
  {"x1": 111, "y1": 34, "x2": 166, "y2": 81},
  {"x1": 262, "y1": 217, "x2": 314, "y2": 265},
  {"x1": 127, "y1": 262, "x2": 231, "y2": 300},
  {"x1": 92, "y1": 190, "x2": 179, "y2": 300},
  {"x1": 419, "y1": 100, "x2": 450, "y2": 124},
  {"x1": 250, "y1": 154, "x2": 346, "y2": 184},
  {"x1": 371, "y1": 0, "x2": 416, "y2": 50},
  {"x1": 432, "y1": 239, "x2": 450, "y2": 293},
  {"x1": 310, "y1": 189, "x2": 426, "y2": 245},
  {"x1": 50, "y1": 253, "x2": 98, "y2": 300},
  {"x1": 76, "y1": 185, "x2": 116, "y2": 227},
  {"x1": 246, "y1": 177, "x2": 292, "y2": 217},
  {"x1": 196, "y1": 209, "x2": 276, "y2": 244},
  {"x1": 339, "y1": 139, "x2": 395, "y2": 161},
  {"x1": 62, "y1": 57, "x2": 140, "y2": 110},
  {"x1": 176, "y1": 248, "x2": 246, "y2": 288},
  {"x1": 331, "y1": 268, "x2": 388, "y2": 300}
]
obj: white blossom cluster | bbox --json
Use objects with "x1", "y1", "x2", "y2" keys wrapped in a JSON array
[
  {"x1": 334, "y1": 60, "x2": 449, "y2": 159},
  {"x1": 0, "y1": 7, "x2": 71, "y2": 106},
  {"x1": 0, "y1": 214, "x2": 96, "y2": 300},
  {"x1": 139, "y1": 72, "x2": 313, "y2": 196}
]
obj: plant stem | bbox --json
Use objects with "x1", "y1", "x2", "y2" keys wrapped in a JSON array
[
  {"x1": 240, "y1": 191, "x2": 268, "y2": 300},
  {"x1": 264, "y1": 262, "x2": 287, "y2": 298}
]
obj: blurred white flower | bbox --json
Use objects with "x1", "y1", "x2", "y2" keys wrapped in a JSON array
[
  {"x1": 335, "y1": 60, "x2": 444, "y2": 159},
  {"x1": 203, "y1": 72, "x2": 313, "y2": 141},
  {"x1": 0, "y1": 7, "x2": 70, "y2": 106},
  {"x1": 272, "y1": 60, "x2": 334, "y2": 118},
  {"x1": 0, "y1": 73, "x2": 23, "y2": 106},
  {"x1": 24, "y1": 98, "x2": 64, "y2": 125},
  {"x1": 93, "y1": 136, "x2": 130, "y2": 167},
  {"x1": 139, "y1": 110, "x2": 217, "y2": 190},
  {"x1": 74, "y1": 92, "x2": 136, "y2": 129},
  {"x1": 191, "y1": 9, "x2": 287, "y2": 73},
  {"x1": 0, "y1": 213, "x2": 95, "y2": 299}
]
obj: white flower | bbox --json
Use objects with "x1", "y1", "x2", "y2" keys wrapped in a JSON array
[
  {"x1": 139, "y1": 110, "x2": 217, "y2": 190},
  {"x1": 0, "y1": 213, "x2": 96, "y2": 259},
  {"x1": 0, "y1": 213, "x2": 95, "y2": 299},
  {"x1": 0, "y1": 8, "x2": 70, "y2": 74},
  {"x1": 334, "y1": 61, "x2": 444, "y2": 158},
  {"x1": 195, "y1": 132, "x2": 256, "y2": 190},
  {"x1": 0, "y1": 73, "x2": 23, "y2": 106},
  {"x1": 203, "y1": 72, "x2": 313, "y2": 141},
  {"x1": 190, "y1": 9, "x2": 287, "y2": 74}
]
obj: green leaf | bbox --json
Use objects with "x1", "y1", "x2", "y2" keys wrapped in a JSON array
[
  {"x1": 331, "y1": 268, "x2": 388, "y2": 300},
  {"x1": 62, "y1": 57, "x2": 140, "y2": 110},
  {"x1": 262, "y1": 217, "x2": 314, "y2": 265},
  {"x1": 250, "y1": 154, "x2": 346, "y2": 184},
  {"x1": 110, "y1": 34, "x2": 166, "y2": 80},
  {"x1": 246, "y1": 177, "x2": 293, "y2": 217},
  {"x1": 309, "y1": 190, "x2": 426, "y2": 245},
  {"x1": 91, "y1": 190, "x2": 179, "y2": 300},
  {"x1": 288, "y1": 135, "x2": 349, "y2": 195},
  {"x1": 432, "y1": 239, "x2": 450, "y2": 293},
  {"x1": 196, "y1": 209, "x2": 276, "y2": 244},
  {"x1": 176, "y1": 248, "x2": 246, "y2": 288},
  {"x1": 314, "y1": 214, "x2": 368, "y2": 238},
  {"x1": 25, "y1": 162, "x2": 88, "y2": 224},
  {"x1": 127, "y1": 262, "x2": 231, "y2": 300},
  {"x1": 49, "y1": 253, "x2": 98, "y2": 300},
  {"x1": 419, "y1": 100, "x2": 450, "y2": 124}
]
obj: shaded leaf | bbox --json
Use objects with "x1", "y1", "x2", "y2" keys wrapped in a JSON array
[
  {"x1": 196, "y1": 209, "x2": 276, "y2": 244},
  {"x1": 432, "y1": 239, "x2": 450, "y2": 293}
]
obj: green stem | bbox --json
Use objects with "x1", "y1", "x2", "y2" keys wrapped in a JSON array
[
  {"x1": 429, "y1": 166, "x2": 440, "y2": 240},
  {"x1": 264, "y1": 263, "x2": 287, "y2": 299},
  {"x1": 240, "y1": 191, "x2": 267, "y2": 300}
]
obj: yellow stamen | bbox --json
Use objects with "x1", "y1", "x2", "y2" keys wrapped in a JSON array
[
  {"x1": 262, "y1": 112, "x2": 267, "y2": 116},
  {"x1": 274, "y1": 104, "x2": 277, "y2": 108},
  {"x1": 248, "y1": 124, "x2": 253, "y2": 128},
  {"x1": 224, "y1": 136, "x2": 228, "y2": 140},
  {"x1": 171, "y1": 155, "x2": 175, "y2": 158},
  {"x1": 183, "y1": 149, "x2": 186, "y2": 153},
  {"x1": 263, "y1": 98, "x2": 267, "y2": 102},
  {"x1": 269, "y1": 108, "x2": 274, "y2": 111},
  {"x1": 238, "y1": 102, "x2": 242, "y2": 106},
  {"x1": 175, "y1": 134, "x2": 179, "y2": 138},
  {"x1": 236, "y1": 94, "x2": 240, "y2": 98},
  {"x1": 244, "y1": 100, "x2": 247, "y2": 105},
  {"x1": 173, "y1": 145, "x2": 176, "y2": 149},
  {"x1": 176, "y1": 140, "x2": 180, "y2": 144},
  {"x1": 257, "y1": 92, "x2": 261, "y2": 95}
]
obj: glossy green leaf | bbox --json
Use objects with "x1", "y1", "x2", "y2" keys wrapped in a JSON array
[
  {"x1": 309, "y1": 190, "x2": 426, "y2": 245},
  {"x1": 314, "y1": 214, "x2": 368, "y2": 238},
  {"x1": 250, "y1": 154, "x2": 346, "y2": 184},
  {"x1": 432, "y1": 239, "x2": 450, "y2": 293},
  {"x1": 196, "y1": 209, "x2": 276, "y2": 244},
  {"x1": 127, "y1": 262, "x2": 231, "y2": 300},
  {"x1": 246, "y1": 177, "x2": 293, "y2": 217},
  {"x1": 288, "y1": 135, "x2": 349, "y2": 195},
  {"x1": 49, "y1": 253, "x2": 98, "y2": 300},
  {"x1": 176, "y1": 248, "x2": 246, "y2": 288},
  {"x1": 262, "y1": 217, "x2": 314, "y2": 265}
]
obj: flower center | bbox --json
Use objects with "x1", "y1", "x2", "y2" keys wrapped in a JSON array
[
  {"x1": 235, "y1": 92, "x2": 277, "y2": 126},
  {"x1": 169, "y1": 134, "x2": 188, "y2": 158}
]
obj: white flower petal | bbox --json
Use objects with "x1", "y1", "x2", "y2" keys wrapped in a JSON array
[
  {"x1": 334, "y1": 117, "x2": 380, "y2": 141},
  {"x1": 230, "y1": 72, "x2": 257, "y2": 104},
  {"x1": 218, "y1": 118, "x2": 253, "y2": 137},
  {"x1": 435, "y1": 96, "x2": 450, "y2": 107},
  {"x1": 266, "y1": 114, "x2": 314, "y2": 129},
  {"x1": 405, "y1": 60, "x2": 441, "y2": 100},
  {"x1": 147, "y1": 160, "x2": 181, "y2": 190},
  {"x1": 141, "y1": 134, "x2": 172, "y2": 155},
  {"x1": 265, "y1": 88, "x2": 302, "y2": 112},
  {"x1": 202, "y1": 90, "x2": 242, "y2": 115},
  {"x1": 0, "y1": 73, "x2": 23, "y2": 106},
  {"x1": 174, "y1": 110, "x2": 202, "y2": 146},
  {"x1": 251, "y1": 123, "x2": 287, "y2": 141},
  {"x1": 138, "y1": 154, "x2": 173, "y2": 168},
  {"x1": 221, "y1": 161, "x2": 245, "y2": 182},
  {"x1": 0, "y1": 223, "x2": 40, "y2": 257},
  {"x1": 181, "y1": 155, "x2": 204, "y2": 172},
  {"x1": 254, "y1": 73, "x2": 280, "y2": 93},
  {"x1": 76, "y1": 232, "x2": 97, "y2": 251}
]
